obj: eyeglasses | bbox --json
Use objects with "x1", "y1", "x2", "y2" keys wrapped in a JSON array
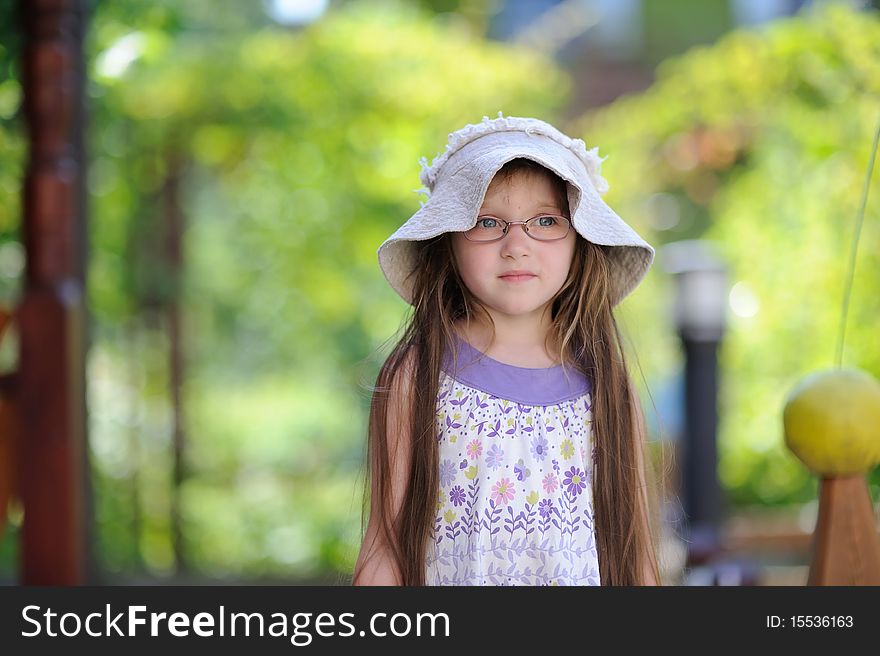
[{"x1": 463, "y1": 214, "x2": 572, "y2": 242}]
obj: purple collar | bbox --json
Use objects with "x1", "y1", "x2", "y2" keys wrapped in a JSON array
[{"x1": 441, "y1": 333, "x2": 591, "y2": 405}]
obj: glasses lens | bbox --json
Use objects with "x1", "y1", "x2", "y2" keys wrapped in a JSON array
[
  {"x1": 528, "y1": 215, "x2": 570, "y2": 240},
  {"x1": 466, "y1": 217, "x2": 506, "y2": 241},
  {"x1": 465, "y1": 216, "x2": 571, "y2": 241}
]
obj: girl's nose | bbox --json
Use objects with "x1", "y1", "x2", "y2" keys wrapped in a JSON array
[{"x1": 499, "y1": 224, "x2": 533, "y2": 257}]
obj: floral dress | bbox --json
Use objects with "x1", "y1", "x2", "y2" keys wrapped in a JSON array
[{"x1": 425, "y1": 333, "x2": 600, "y2": 586}]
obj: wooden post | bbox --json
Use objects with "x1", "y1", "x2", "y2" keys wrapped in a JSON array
[
  {"x1": 18, "y1": 0, "x2": 88, "y2": 584},
  {"x1": 808, "y1": 475, "x2": 880, "y2": 585}
]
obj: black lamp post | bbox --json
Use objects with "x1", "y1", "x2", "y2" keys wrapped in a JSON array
[{"x1": 661, "y1": 240, "x2": 728, "y2": 573}]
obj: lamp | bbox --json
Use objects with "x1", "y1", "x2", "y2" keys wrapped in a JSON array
[{"x1": 660, "y1": 240, "x2": 736, "y2": 582}]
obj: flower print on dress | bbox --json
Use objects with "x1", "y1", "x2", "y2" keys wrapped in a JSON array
[
  {"x1": 563, "y1": 467, "x2": 587, "y2": 497},
  {"x1": 486, "y1": 443, "x2": 504, "y2": 471},
  {"x1": 427, "y1": 364, "x2": 599, "y2": 586},
  {"x1": 560, "y1": 438, "x2": 575, "y2": 460},
  {"x1": 530, "y1": 435, "x2": 549, "y2": 462},
  {"x1": 542, "y1": 472, "x2": 558, "y2": 494},
  {"x1": 514, "y1": 458, "x2": 531, "y2": 481},
  {"x1": 445, "y1": 412, "x2": 463, "y2": 431},
  {"x1": 439, "y1": 458, "x2": 457, "y2": 487},
  {"x1": 490, "y1": 477, "x2": 515, "y2": 506},
  {"x1": 443, "y1": 509, "x2": 461, "y2": 541},
  {"x1": 449, "y1": 485, "x2": 466, "y2": 507}
]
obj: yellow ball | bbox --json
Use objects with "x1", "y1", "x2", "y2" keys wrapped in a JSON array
[{"x1": 782, "y1": 368, "x2": 880, "y2": 476}]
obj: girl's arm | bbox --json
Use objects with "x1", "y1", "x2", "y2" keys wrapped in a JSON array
[
  {"x1": 352, "y1": 514, "x2": 403, "y2": 585},
  {"x1": 352, "y1": 349, "x2": 416, "y2": 586},
  {"x1": 629, "y1": 380, "x2": 662, "y2": 586}
]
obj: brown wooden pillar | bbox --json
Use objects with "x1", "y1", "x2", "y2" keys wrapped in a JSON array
[{"x1": 18, "y1": 0, "x2": 89, "y2": 584}]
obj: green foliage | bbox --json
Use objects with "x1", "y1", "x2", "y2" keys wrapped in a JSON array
[
  {"x1": 641, "y1": 0, "x2": 733, "y2": 65},
  {"x1": 0, "y1": 13, "x2": 24, "y2": 309},
  {"x1": 6, "y1": 0, "x2": 879, "y2": 584},
  {"x1": 578, "y1": 3, "x2": 880, "y2": 506},
  {"x1": 84, "y1": 0, "x2": 567, "y2": 579}
]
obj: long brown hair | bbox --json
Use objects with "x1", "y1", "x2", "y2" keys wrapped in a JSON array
[{"x1": 354, "y1": 158, "x2": 663, "y2": 585}]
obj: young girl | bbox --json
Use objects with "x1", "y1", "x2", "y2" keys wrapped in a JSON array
[{"x1": 353, "y1": 113, "x2": 661, "y2": 586}]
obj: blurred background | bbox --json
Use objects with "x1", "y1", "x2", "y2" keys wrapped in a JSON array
[{"x1": 0, "y1": 0, "x2": 878, "y2": 585}]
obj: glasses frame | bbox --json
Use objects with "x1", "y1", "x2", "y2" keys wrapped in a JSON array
[{"x1": 462, "y1": 213, "x2": 573, "y2": 243}]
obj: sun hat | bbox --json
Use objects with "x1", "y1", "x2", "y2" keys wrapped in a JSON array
[{"x1": 377, "y1": 112, "x2": 655, "y2": 308}]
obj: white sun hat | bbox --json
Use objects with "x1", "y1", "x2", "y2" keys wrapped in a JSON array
[{"x1": 377, "y1": 112, "x2": 655, "y2": 308}]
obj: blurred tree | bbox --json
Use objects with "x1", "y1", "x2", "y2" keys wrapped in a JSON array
[
  {"x1": 576, "y1": 2, "x2": 880, "y2": 507},
  {"x1": 5, "y1": 0, "x2": 876, "y2": 583},
  {"x1": 642, "y1": 0, "x2": 733, "y2": 65},
  {"x1": 0, "y1": 1, "x2": 24, "y2": 308},
  {"x1": 0, "y1": 3, "x2": 25, "y2": 581},
  {"x1": 84, "y1": 0, "x2": 568, "y2": 579}
]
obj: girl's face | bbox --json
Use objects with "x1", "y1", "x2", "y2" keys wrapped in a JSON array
[{"x1": 451, "y1": 170, "x2": 576, "y2": 325}]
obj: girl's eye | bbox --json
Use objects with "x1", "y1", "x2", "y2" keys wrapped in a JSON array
[
  {"x1": 536, "y1": 216, "x2": 558, "y2": 227},
  {"x1": 477, "y1": 217, "x2": 498, "y2": 228}
]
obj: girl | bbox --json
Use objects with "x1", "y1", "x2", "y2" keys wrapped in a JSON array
[{"x1": 353, "y1": 113, "x2": 661, "y2": 586}]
